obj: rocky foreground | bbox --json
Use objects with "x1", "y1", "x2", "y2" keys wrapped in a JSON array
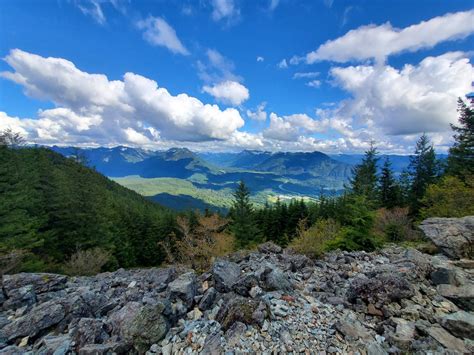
[{"x1": 0, "y1": 217, "x2": 473, "y2": 354}]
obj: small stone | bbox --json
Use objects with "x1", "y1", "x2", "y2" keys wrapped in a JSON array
[
  {"x1": 128, "y1": 280, "x2": 137, "y2": 288},
  {"x1": 367, "y1": 304, "x2": 383, "y2": 317},
  {"x1": 18, "y1": 336, "x2": 28, "y2": 347},
  {"x1": 249, "y1": 286, "x2": 263, "y2": 298}
]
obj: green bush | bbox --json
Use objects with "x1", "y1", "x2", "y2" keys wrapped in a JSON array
[
  {"x1": 373, "y1": 207, "x2": 419, "y2": 243},
  {"x1": 419, "y1": 175, "x2": 474, "y2": 219},
  {"x1": 289, "y1": 218, "x2": 340, "y2": 258}
]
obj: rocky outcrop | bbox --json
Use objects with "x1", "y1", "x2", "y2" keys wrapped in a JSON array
[
  {"x1": 0, "y1": 237, "x2": 473, "y2": 354},
  {"x1": 419, "y1": 216, "x2": 474, "y2": 259}
]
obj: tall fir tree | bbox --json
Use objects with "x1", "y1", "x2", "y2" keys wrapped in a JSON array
[
  {"x1": 378, "y1": 158, "x2": 400, "y2": 209},
  {"x1": 408, "y1": 134, "x2": 439, "y2": 215},
  {"x1": 350, "y1": 143, "x2": 379, "y2": 205},
  {"x1": 229, "y1": 181, "x2": 260, "y2": 247},
  {"x1": 447, "y1": 98, "x2": 474, "y2": 178}
]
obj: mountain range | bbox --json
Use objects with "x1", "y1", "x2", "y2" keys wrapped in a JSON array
[{"x1": 51, "y1": 146, "x2": 444, "y2": 211}]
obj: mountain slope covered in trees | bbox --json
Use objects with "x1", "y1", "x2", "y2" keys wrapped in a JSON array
[{"x1": 0, "y1": 146, "x2": 177, "y2": 271}]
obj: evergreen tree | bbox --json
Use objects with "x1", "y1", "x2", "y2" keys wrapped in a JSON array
[
  {"x1": 378, "y1": 158, "x2": 400, "y2": 209},
  {"x1": 408, "y1": 134, "x2": 439, "y2": 214},
  {"x1": 350, "y1": 143, "x2": 379, "y2": 204},
  {"x1": 229, "y1": 181, "x2": 260, "y2": 247},
  {"x1": 447, "y1": 98, "x2": 474, "y2": 178},
  {"x1": 0, "y1": 140, "x2": 174, "y2": 272}
]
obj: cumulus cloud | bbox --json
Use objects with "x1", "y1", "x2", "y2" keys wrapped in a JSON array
[
  {"x1": 246, "y1": 102, "x2": 267, "y2": 121},
  {"x1": 305, "y1": 10, "x2": 474, "y2": 63},
  {"x1": 202, "y1": 80, "x2": 249, "y2": 106},
  {"x1": 136, "y1": 17, "x2": 189, "y2": 55},
  {"x1": 210, "y1": 0, "x2": 240, "y2": 23},
  {"x1": 264, "y1": 112, "x2": 327, "y2": 141},
  {"x1": 328, "y1": 52, "x2": 474, "y2": 135},
  {"x1": 0, "y1": 49, "x2": 245, "y2": 145},
  {"x1": 257, "y1": 56, "x2": 264, "y2": 62}
]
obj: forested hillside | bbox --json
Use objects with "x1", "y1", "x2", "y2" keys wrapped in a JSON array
[{"x1": 0, "y1": 145, "x2": 177, "y2": 272}]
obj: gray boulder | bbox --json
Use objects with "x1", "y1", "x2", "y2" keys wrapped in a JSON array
[
  {"x1": 0, "y1": 300, "x2": 65, "y2": 342},
  {"x1": 440, "y1": 311, "x2": 474, "y2": 339},
  {"x1": 431, "y1": 267, "x2": 460, "y2": 286},
  {"x1": 335, "y1": 316, "x2": 373, "y2": 341},
  {"x1": 438, "y1": 284, "x2": 474, "y2": 311},
  {"x1": 69, "y1": 318, "x2": 110, "y2": 348},
  {"x1": 263, "y1": 268, "x2": 292, "y2": 291},
  {"x1": 232, "y1": 274, "x2": 259, "y2": 296},
  {"x1": 426, "y1": 325, "x2": 468, "y2": 353},
  {"x1": 216, "y1": 294, "x2": 270, "y2": 330},
  {"x1": 34, "y1": 335, "x2": 72, "y2": 355},
  {"x1": 3, "y1": 273, "x2": 67, "y2": 296},
  {"x1": 419, "y1": 216, "x2": 474, "y2": 259},
  {"x1": 167, "y1": 272, "x2": 197, "y2": 308},
  {"x1": 257, "y1": 242, "x2": 282, "y2": 254},
  {"x1": 198, "y1": 287, "x2": 217, "y2": 311},
  {"x1": 1, "y1": 285, "x2": 36, "y2": 311},
  {"x1": 123, "y1": 304, "x2": 169, "y2": 353},
  {"x1": 347, "y1": 273, "x2": 415, "y2": 306},
  {"x1": 108, "y1": 302, "x2": 142, "y2": 337},
  {"x1": 212, "y1": 260, "x2": 241, "y2": 293}
]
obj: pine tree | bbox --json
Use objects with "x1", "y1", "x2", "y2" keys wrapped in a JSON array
[
  {"x1": 408, "y1": 134, "x2": 439, "y2": 214},
  {"x1": 350, "y1": 143, "x2": 379, "y2": 205},
  {"x1": 378, "y1": 158, "x2": 400, "y2": 209},
  {"x1": 229, "y1": 181, "x2": 260, "y2": 247},
  {"x1": 447, "y1": 98, "x2": 474, "y2": 178}
]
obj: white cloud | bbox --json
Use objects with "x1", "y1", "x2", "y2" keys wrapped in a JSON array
[
  {"x1": 197, "y1": 49, "x2": 241, "y2": 84},
  {"x1": 293, "y1": 72, "x2": 320, "y2": 79},
  {"x1": 306, "y1": 80, "x2": 321, "y2": 88},
  {"x1": 277, "y1": 59, "x2": 288, "y2": 69},
  {"x1": 257, "y1": 56, "x2": 264, "y2": 62},
  {"x1": 74, "y1": 0, "x2": 128, "y2": 25},
  {"x1": 1, "y1": 49, "x2": 245, "y2": 145},
  {"x1": 306, "y1": 10, "x2": 474, "y2": 63},
  {"x1": 210, "y1": 0, "x2": 239, "y2": 23},
  {"x1": 246, "y1": 102, "x2": 267, "y2": 121},
  {"x1": 328, "y1": 52, "x2": 474, "y2": 135},
  {"x1": 264, "y1": 112, "x2": 327, "y2": 141},
  {"x1": 75, "y1": 0, "x2": 106, "y2": 25},
  {"x1": 202, "y1": 80, "x2": 249, "y2": 106},
  {"x1": 136, "y1": 17, "x2": 189, "y2": 55}
]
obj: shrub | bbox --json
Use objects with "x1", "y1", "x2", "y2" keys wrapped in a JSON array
[
  {"x1": 373, "y1": 207, "x2": 419, "y2": 243},
  {"x1": 419, "y1": 175, "x2": 474, "y2": 219},
  {"x1": 64, "y1": 248, "x2": 111, "y2": 276},
  {"x1": 289, "y1": 218, "x2": 340, "y2": 258},
  {"x1": 160, "y1": 213, "x2": 235, "y2": 272},
  {"x1": 326, "y1": 194, "x2": 382, "y2": 252}
]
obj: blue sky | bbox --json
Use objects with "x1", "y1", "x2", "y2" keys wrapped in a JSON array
[{"x1": 0, "y1": 0, "x2": 473, "y2": 153}]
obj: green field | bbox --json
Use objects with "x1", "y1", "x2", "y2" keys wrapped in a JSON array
[{"x1": 112, "y1": 175, "x2": 316, "y2": 211}]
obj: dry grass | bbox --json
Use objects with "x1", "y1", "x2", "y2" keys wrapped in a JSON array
[
  {"x1": 160, "y1": 213, "x2": 235, "y2": 272},
  {"x1": 289, "y1": 218, "x2": 340, "y2": 258},
  {"x1": 64, "y1": 248, "x2": 111, "y2": 276}
]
